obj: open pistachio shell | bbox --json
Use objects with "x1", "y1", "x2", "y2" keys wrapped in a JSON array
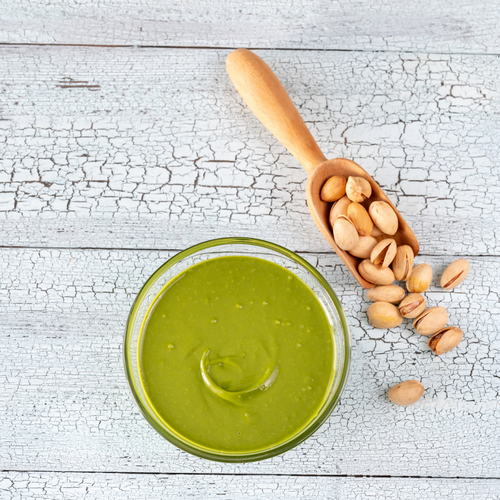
[
  {"x1": 346, "y1": 176, "x2": 372, "y2": 202},
  {"x1": 428, "y1": 327, "x2": 463, "y2": 355},
  {"x1": 370, "y1": 238, "x2": 397, "y2": 268},
  {"x1": 413, "y1": 306, "x2": 449, "y2": 336},
  {"x1": 440, "y1": 259, "x2": 470, "y2": 290},
  {"x1": 398, "y1": 293, "x2": 426, "y2": 319},
  {"x1": 392, "y1": 245, "x2": 414, "y2": 281}
]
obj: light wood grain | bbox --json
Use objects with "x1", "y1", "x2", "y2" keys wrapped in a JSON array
[
  {"x1": 0, "y1": 0, "x2": 499, "y2": 54},
  {"x1": 0, "y1": 47, "x2": 499, "y2": 256},
  {"x1": 2, "y1": 472, "x2": 500, "y2": 499},
  {"x1": 1, "y1": 248, "x2": 499, "y2": 476}
]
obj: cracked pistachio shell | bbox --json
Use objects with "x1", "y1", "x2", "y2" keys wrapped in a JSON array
[
  {"x1": 392, "y1": 245, "x2": 415, "y2": 281},
  {"x1": 347, "y1": 202, "x2": 373, "y2": 236},
  {"x1": 398, "y1": 293, "x2": 426, "y2": 319},
  {"x1": 406, "y1": 263, "x2": 433, "y2": 293},
  {"x1": 428, "y1": 327, "x2": 463, "y2": 355},
  {"x1": 366, "y1": 285, "x2": 405, "y2": 304},
  {"x1": 358, "y1": 259, "x2": 395, "y2": 286},
  {"x1": 346, "y1": 176, "x2": 372, "y2": 203},
  {"x1": 333, "y1": 215, "x2": 359, "y2": 251},
  {"x1": 329, "y1": 196, "x2": 351, "y2": 228},
  {"x1": 440, "y1": 259, "x2": 470, "y2": 290},
  {"x1": 370, "y1": 238, "x2": 397, "y2": 268},
  {"x1": 388, "y1": 380, "x2": 424, "y2": 406},
  {"x1": 348, "y1": 235, "x2": 378, "y2": 259},
  {"x1": 413, "y1": 306, "x2": 449, "y2": 336},
  {"x1": 367, "y1": 301, "x2": 403, "y2": 329},
  {"x1": 368, "y1": 201, "x2": 398, "y2": 236},
  {"x1": 321, "y1": 175, "x2": 347, "y2": 202}
]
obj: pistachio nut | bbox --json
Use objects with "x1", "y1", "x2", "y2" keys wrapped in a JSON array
[
  {"x1": 333, "y1": 215, "x2": 359, "y2": 251},
  {"x1": 366, "y1": 284, "x2": 405, "y2": 304},
  {"x1": 392, "y1": 245, "x2": 414, "y2": 281},
  {"x1": 348, "y1": 235, "x2": 378, "y2": 259},
  {"x1": 358, "y1": 259, "x2": 395, "y2": 286},
  {"x1": 370, "y1": 225, "x2": 385, "y2": 238},
  {"x1": 368, "y1": 201, "x2": 398, "y2": 236},
  {"x1": 367, "y1": 301, "x2": 403, "y2": 329},
  {"x1": 346, "y1": 176, "x2": 372, "y2": 203},
  {"x1": 440, "y1": 259, "x2": 470, "y2": 290},
  {"x1": 428, "y1": 327, "x2": 463, "y2": 355},
  {"x1": 398, "y1": 293, "x2": 426, "y2": 319},
  {"x1": 347, "y1": 202, "x2": 373, "y2": 236},
  {"x1": 321, "y1": 175, "x2": 347, "y2": 202},
  {"x1": 412, "y1": 306, "x2": 448, "y2": 336},
  {"x1": 370, "y1": 238, "x2": 397, "y2": 268},
  {"x1": 329, "y1": 195, "x2": 351, "y2": 228},
  {"x1": 406, "y1": 263, "x2": 433, "y2": 293},
  {"x1": 388, "y1": 380, "x2": 424, "y2": 406}
]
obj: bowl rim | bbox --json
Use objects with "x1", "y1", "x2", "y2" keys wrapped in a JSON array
[{"x1": 123, "y1": 236, "x2": 351, "y2": 462}]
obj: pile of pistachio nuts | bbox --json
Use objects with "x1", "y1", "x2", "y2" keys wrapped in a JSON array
[{"x1": 321, "y1": 175, "x2": 470, "y2": 406}]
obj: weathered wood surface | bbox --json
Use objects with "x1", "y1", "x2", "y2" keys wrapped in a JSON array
[
  {"x1": 2, "y1": 472, "x2": 500, "y2": 499},
  {"x1": 1, "y1": 47, "x2": 499, "y2": 254},
  {"x1": 1, "y1": 248, "x2": 499, "y2": 477},
  {"x1": 0, "y1": 0, "x2": 499, "y2": 54}
]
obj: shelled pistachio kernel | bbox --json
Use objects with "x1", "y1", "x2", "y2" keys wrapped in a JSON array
[
  {"x1": 366, "y1": 285, "x2": 405, "y2": 304},
  {"x1": 388, "y1": 380, "x2": 424, "y2": 406},
  {"x1": 398, "y1": 293, "x2": 426, "y2": 319},
  {"x1": 392, "y1": 245, "x2": 414, "y2": 281},
  {"x1": 413, "y1": 306, "x2": 448, "y2": 336},
  {"x1": 428, "y1": 327, "x2": 463, "y2": 355},
  {"x1": 370, "y1": 238, "x2": 397, "y2": 269},
  {"x1": 406, "y1": 263, "x2": 433, "y2": 293},
  {"x1": 358, "y1": 259, "x2": 395, "y2": 286},
  {"x1": 440, "y1": 259, "x2": 470, "y2": 290},
  {"x1": 321, "y1": 175, "x2": 347, "y2": 202},
  {"x1": 367, "y1": 301, "x2": 403, "y2": 329}
]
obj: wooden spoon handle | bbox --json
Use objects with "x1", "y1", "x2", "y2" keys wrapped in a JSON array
[{"x1": 226, "y1": 49, "x2": 327, "y2": 174}]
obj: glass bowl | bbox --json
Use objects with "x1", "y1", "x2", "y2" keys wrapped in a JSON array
[{"x1": 124, "y1": 237, "x2": 350, "y2": 462}]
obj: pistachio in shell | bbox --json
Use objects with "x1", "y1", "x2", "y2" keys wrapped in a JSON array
[
  {"x1": 358, "y1": 259, "x2": 395, "y2": 286},
  {"x1": 329, "y1": 195, "x2": 351, "y2": 228},
  {"x1": 346, "y1": 176, "x2": 372, "y2": 203},
  {"x1": 369, "y1": 201, "x2": 398, "y2": 236},
  {"x1": 392, "y1": 245, "x2": 414, "y2": 281},
  {"x1": 321, "y1": 175, "x2": 347, "y2": 202},
  {"x1": 347, "y1": 202, "x2": 373, "y2": 236},
  {"x1": 406, "y1": 263, "x2": 433, "y2": 293},
  {"x1": 333, "y1": 215, "x2": 359, "y2": 251},
  {"x1": 440, "y1": 259, "x2": 470, "y2": 290},
  {"x1": 388, "y1": 380, "x2": 424, "y2": 406},
  {"x1": 366, "y1": 285, "x2": 405, "y2": 304},
  {"x1": 348, "y1": 235, "x2": 378, "y2": 259},
  {"x1": 428, "y1": 327, "x2": 463, "y2": 355},
  {"x1": 370, "y1": 238, "x2": 397, "y2": 268},
  {"x1": 367, "y1": 301, "x2": 403, "y2": 329},
  {"x1": 413, "y1": 306, "x2": 449, "y2": 336},
  {"x1": 398, "y1": 293, "x2": 426, "y2": 319},
  {"x1": 370, "y1": 225, "x2": 385, "y2": 238}
]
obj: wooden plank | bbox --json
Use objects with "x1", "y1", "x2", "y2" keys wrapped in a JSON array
[
  {"x1": 0, "y1": 0, "x2": 499, "y2": 54},
  {"x1": 2, "y1": 472, "x2": 500, "y2": 499},
  {"x1": 1, "y1": 248, "x2": 499, "y2": 476},
  {"x1": 1, "y1": 47, "x2": 499, "y2": 255}
]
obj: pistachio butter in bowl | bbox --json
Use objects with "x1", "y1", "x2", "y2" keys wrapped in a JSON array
[{"x1": 124, "y1": 237, "x2": 350, "y2": 462}]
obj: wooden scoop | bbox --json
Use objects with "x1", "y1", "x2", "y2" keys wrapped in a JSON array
[{"x1": 226, "y1": 48, "x2": 419, "y2": 288}]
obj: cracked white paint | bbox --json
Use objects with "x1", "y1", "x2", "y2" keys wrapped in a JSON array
[
  {"x1": 0, "y1": 47, "x2": 499, "y2": 254},
  {"x1": 1, "y1": 472, "x2": 500, "y2": 499},
  {"x1": 1, "y1": 249, "x2": 499, "y2": 477},
  {"x1": 0, "y1": 0, "x2": 499, "y2": 54}
]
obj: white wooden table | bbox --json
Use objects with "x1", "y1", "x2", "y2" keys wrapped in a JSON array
[{"x1": 1, "y1": 2, "x2": 500, "y2": 498}]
